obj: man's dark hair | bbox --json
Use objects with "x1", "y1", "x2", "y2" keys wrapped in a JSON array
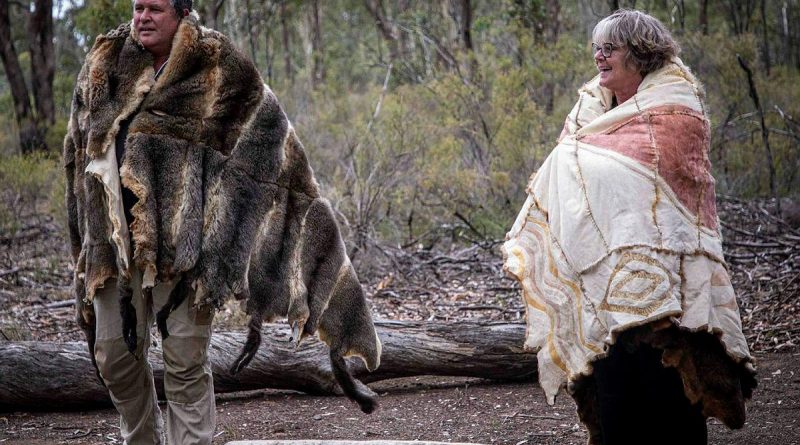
[{"x1": 171, "y1": 0, "x2": 193, "y2": 16}]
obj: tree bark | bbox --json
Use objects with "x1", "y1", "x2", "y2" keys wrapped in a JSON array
[
  {"x1": 545, "y1": 0, "x2": 561, "y2": 41},
  {"x1": 309, "y1": 0, "x2": 325, "y2": 88},
  {"x1": 700, "y1": 0, "x2": 709, "y2": 35},
  {"x1": 673, "y1": 0, "x2": 685, "y2": 31},
  {"x1": 265, "y1": 22, "x2": 274, "y2": 85},
  {"x1": 260, "y1": 1, "x2": 279, "y2": 85},
  {"x1": 225, "y1": 0, "x2": 247, "y2": 52},
  {"x1": 280, "y1": 1, "x2": 294, "y2": 84},
  {"x1": 0, "y1": 321, "x2": 536, "y2": 411},
  {"x1": 783, "y1": 1, "x2": 799, "y2": 70},
  {"x1": 364, "y1": 0, "x2": 400, "y2": 63},
  {"x1": 541, "y1": 0, "x2": 560, "y2": 114},
  {"x1": 0, "y1": 0, "x2": 42, "y2": 153},
  {"x1": 202, "y1": 0, "x2": 225, "y2": 29},
  {"x1": 458, "y1": 0, "x2": 473, "y2": 52},
  {"x1": 244, "y1": 0, "x2": 259, "y2": 65},
  {"x1": 759, "y1": 0, "x2": 770, "y2": 74},
  {"x1": 26, "y1": 0, "x2": 55, "y2": 127},
  {"x1": 726, "y1": 0, "x2": 756, "y2": 35}
]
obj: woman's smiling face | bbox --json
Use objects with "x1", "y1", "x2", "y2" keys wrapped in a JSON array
[
  {"x1": 592, "y1": 43, "x2": 642, "y2": 103},
  {"x1": 594, "y1": 43, "x2": 643, "y2": 103}
]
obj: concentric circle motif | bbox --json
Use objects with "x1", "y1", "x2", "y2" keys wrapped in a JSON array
[{"x1": 599, "y1": 251, "x2": 675, "y2": 316}]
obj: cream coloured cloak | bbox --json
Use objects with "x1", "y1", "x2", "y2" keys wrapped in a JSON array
[{"x1": 502, "y1": 58, "x2": 755, "y2": 434}]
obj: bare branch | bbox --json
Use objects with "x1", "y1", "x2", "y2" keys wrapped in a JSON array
[{"x1": 737, "y1": 54, "x2": 779, "y2": 215}]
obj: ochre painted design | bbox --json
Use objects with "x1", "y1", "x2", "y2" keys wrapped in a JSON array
[
  {"x1": 599, "y1": 251, "x2": 674, "y2": 317},
  {"x1": 502, "y1": 58, "x2": 752, "y2": 412}
]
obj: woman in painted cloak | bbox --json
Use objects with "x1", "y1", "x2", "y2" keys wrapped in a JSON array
[{"x1": 502, "y1": 9, "x2": 756, "y2": 445}]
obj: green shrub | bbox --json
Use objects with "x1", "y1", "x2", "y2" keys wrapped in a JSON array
[{"x1": 0, "y1": 152, "x2": 61, "y2": 234}]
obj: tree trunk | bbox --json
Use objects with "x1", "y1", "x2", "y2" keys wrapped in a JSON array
[
  {"x1": 309, "y1": 0, "x2": 325, "y2": 88},
  {"x1": 726, "y1": 0, "x2": 756, "y2": 35},
  {"x1": 258, "y1": 1, "x2": 279, "y2": 85},
  {"x1": 244, "y1": 0, "x2": 258, "y2": 64},
  {"x1": 225, "y1": 0, "x2": 247, "y2": 51},
  {"x1": 280, "y1": 1, "x2": 294, "y2": 84},
  {"x1": 759, "y1": 0, "x2": 770, "y2": 74},
  {"x1": 458, "y1": 0, "x2": 473, "y2": 52},
  {"x1": 26, "y1": 0, "x2": 55, "y2": 128},
  {"x1": 700, "y1": 0, "x2": 709, "y2": 35},
  {"x1": 783, "y1": 1, "x2": 799, "y2": 70},
  {"x1": 674, "y1": 0, "x2": 685, "y2": 31},
  {"x1": 0, "y1": 321, "x2": 536, "y2": 411},
  {"x1": 545, "y1": 0, "x2": 561, "y2": 41},
  {"x1": 202, "y1": 0, "x2": 225, "y2": 29},
  {"x1": 793, "y1": 2, "x2": 800, "y2": 70},
  {"x1": 364, "y1": 0, "x2": 400, "y2": 63},
  {"x1": 0, "y1": 0, "x2": 43, "y2": 153},
  {"x1": 541, "y1": 0, "x2": 560, "y2": 114},
  {"x1": 265, "y1": 24, "x2": 274, "y2": 85}
]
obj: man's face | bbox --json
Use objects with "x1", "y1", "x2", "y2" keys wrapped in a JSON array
[{"x1": 133, "y1": 0, "x2": 181, "y2": 56}]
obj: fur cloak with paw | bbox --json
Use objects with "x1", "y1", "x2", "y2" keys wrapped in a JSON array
[{"x1": 63, "y1": 14, "x2": 381, "y2": 405}]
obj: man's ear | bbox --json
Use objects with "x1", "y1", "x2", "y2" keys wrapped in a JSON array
[{"x1": 182, "y1": 8, "x2": 189, "y2": 17}]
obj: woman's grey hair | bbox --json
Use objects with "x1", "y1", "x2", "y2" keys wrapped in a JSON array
[{"x1": 592, "y1": 9, "x2": 680, "y2": 76}]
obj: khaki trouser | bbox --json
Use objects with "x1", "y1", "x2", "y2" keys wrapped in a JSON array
[{"x1": 93, "y1": 268, "x2": 216, "y2": 445}]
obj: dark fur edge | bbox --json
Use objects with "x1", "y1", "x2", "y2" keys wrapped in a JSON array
[
  {"x1": 155, "y1": 274, "x2": 194, "y2": 339},
  {"x1": 230, "y1": 315, "x2": 378, "y2": 414},
  {"x1": 118, "y1": 280, "x2": 138, "y2": 357},
  {"x1": 330, "y1": 347, "x2": 378, "y2": 414},
  {"x1": 229, "y1": 313, "x2": 264, "y2": 375}
]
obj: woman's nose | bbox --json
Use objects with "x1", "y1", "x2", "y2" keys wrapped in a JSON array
[{"x1": 594, "y1": 49, "x2": 603, "y2": 62}]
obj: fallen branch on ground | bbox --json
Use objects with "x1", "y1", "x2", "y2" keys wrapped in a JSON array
[{"x1": 0, "y1": 320, "x2": 536, "y2": 411}]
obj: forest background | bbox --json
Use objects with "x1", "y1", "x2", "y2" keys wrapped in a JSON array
[{"x1": 1, "y1": 0, "x2": 799, "y2": 262}]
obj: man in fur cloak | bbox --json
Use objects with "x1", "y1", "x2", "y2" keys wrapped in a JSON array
[{"x1": 63, "y1": 0, "x2": 382, "y2": 443}]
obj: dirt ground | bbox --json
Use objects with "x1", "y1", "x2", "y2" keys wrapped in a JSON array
[
  {"x1": 0, "y1": 351, "x2": 798, "y2": 445},
  {"x1": 1, "y1": 197, "x2": 799, "y2": 444}
]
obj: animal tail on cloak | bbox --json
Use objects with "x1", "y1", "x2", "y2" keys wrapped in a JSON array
[{"x1": 118, "y1": 273, "x2": 139, "y2": 356}]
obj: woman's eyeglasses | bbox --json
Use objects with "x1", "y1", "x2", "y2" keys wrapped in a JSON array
[{"x1": 591, "y1": 42, "x2": 615, "y2": 58}]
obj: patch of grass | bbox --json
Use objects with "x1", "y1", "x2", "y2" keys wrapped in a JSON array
[{"x1": 0, "y1": 152, "x2": 62, "y2": 234}]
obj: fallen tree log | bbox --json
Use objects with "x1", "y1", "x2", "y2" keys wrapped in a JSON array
[{"x1": 0, "y1": 321, "x2": 536, "y2": 411}]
